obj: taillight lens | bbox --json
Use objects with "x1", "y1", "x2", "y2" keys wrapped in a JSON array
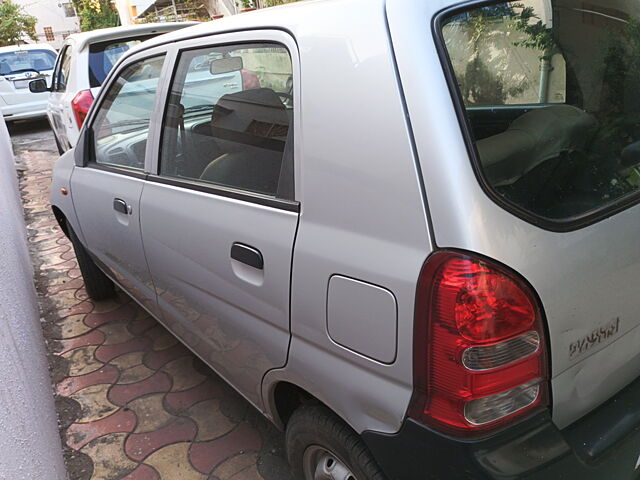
[
  {"x1": 411, "y1": 251, "x2": 549, "y2": 437},
  {"x1": 71, "y1": 89, "x2": 94, "y2": 129}
]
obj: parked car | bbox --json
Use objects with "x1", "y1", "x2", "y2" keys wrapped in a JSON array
[
  {"x1": 0, "y1": 44, "x2": 57, "y2": 123},
  {"x1": 30, "y1": 23, "x2": 196, "y2": 154},
  {"x1": 49, "y1": 0, "x2": 640, "y2": 478}
]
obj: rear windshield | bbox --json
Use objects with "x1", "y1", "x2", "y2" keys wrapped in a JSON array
[
  {"x1": 441, "y1": 0, "x2": 640, "y2": 226},
  {"x1": 88, "y1": 36, "x2": 154, "y2": 87},
  {"x1": 0, "y1": 49, "x2": 56, "y2": 75}
]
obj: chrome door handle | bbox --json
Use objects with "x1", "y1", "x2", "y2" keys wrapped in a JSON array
[{"x1": 113, "y1": 198, "x2": 131, "y2": 215}]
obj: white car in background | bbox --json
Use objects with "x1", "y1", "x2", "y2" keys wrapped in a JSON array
[
  {"x1": 0, "y1": 44, "x2": 57, "y2": 123},
  {"x1": 31, "y1": 23, "x2": 195, "y2": 154}
]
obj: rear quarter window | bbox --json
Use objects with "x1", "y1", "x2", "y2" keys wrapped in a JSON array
[
  {"x1": 88, "y1": 36, "x2": 154, "y2": 87},
  {"x1": 439, "y1": 0, "x2": 640, "y2": 228}
]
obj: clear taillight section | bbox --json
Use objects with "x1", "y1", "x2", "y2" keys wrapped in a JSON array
[
  {"x1": 411, "y1": 251, "x2": 549, "y2": 437},
  {"x1": 71, "y1": 89, "x2": 94, "y2": 129}
]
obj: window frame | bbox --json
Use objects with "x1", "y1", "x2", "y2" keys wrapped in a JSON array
[
  {"x1": 433, "y1": 0, "x2": 640, "y2": 232},
  {"x1": 51, "y1": 44, "x2": 71, "y2": 92},
  {"x1": 80, "y1": 47, "x2": 171, "y2": 179},
  {"x1": 148, "y1": 30, "x2": 300, "y2": 213}
]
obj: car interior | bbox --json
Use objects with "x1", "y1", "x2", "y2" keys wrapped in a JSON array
[
  {"x1": 446, "y1": 0, "x2": 640, "y2": 222},
  {"x1": 159, "y1": 48, "x2": 294, "y2": 199}
]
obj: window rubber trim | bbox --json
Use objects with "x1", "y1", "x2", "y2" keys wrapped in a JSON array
[
  {"x1": 146, "y1": 174, "x2": 300, "y2": 213},
  {"x1": 86, "y1": 161, "x2": 147, "y2": 180},
  {"x1": 155, "y1": 40, "x2": 297, "y2": 202},
  {"x1": 80, "y1": 164, "x2": 299, "y2": 212},
  {"x1": 432, "y1": 0, "x2": 640, "y2": 233}
]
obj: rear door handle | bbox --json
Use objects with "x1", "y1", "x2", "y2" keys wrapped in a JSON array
[
  {"x1": 231, "y1": 243, "x2": 263, "y2": 270},
  {"x1": 113, "y1": 198, "x2": 131, "y2": 215}
]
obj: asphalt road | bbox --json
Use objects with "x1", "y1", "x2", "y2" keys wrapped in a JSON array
[{"x1": 10, "y1": 118, "x2": 293, "y2": 480}]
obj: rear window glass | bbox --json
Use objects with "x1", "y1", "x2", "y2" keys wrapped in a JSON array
[
  {"x1": 88, "y1": 36, "x2": 153, "y2": 87},
  {"x1": 0, "y1": 49, "x2": 56, "y2": 75},
  {"x1": 441, "y1": 0, "x2": 640, "y2": 224}
]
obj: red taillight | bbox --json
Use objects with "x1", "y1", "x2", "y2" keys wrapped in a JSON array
[
  {"x1": 410, "y1": 251, "x2": 549, "y2": 437},
  {"x1": 241, "y1": 69, "x2": 261, "y2": 90},
  {"x1": 71, "y1": 89, "x2": 94, "y2": 129}
]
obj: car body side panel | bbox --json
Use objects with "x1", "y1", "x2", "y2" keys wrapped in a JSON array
[
  {"x1": 387, "y1": 0, "x2": 640, "y2": 429},
  {"x1": 264, "y1": 0, "x2": 432, "y2": 435},
  {"x1": 50, "y1": 151, "x2": 81, "y2": 237}
]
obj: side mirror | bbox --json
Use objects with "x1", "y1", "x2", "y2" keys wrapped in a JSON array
[
  {"x1": 210, "y1": 57, "x2": 243, "y2": 75},
  {"x1": 29, "y1": 78, "x2": 49, "y2": 93}
]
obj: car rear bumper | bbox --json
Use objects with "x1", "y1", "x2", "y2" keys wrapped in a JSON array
[
  {"x1": 1, "y1": 102, "x2": 48, "y2": 121},
  {"x1": 362, "y1": 375, "x2": 640, "y2": 479}
]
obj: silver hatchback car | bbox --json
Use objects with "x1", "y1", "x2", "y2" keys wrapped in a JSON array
[{"x1": 50, "y1": 0, "x2": 640, "y2": 478}]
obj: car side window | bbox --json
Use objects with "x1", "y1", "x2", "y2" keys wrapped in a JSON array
[
  {"x1": 159, "y1": 43, "x2": 294, "y2": 199},
  {"x1": 89, "y1": 55, "x2": 165, "y2": 171},
  {"x1": 53, "y1": 45, "x2": 71, "y2": 92}
]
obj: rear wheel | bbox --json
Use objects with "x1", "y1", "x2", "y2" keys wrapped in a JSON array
[
  {"x1": 286, "y1": 405, "x2": 386, "y2": 480},
  {"x1": 68, "y1": 223, "x2": 115, "y2": 300}
]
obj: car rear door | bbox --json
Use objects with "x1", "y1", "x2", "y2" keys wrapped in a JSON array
[
  {"x1": 70, "y1": 48, "x2": 170, "y2": 316},
  {"x1": 140, "y1": 31, "x2": 299, "y2": 407}
]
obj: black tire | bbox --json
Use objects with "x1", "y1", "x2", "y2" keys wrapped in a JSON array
[
  {"x1": 68, "y1": 223, "x2": 115, "y2": 301},
  {"x1": 286, "y1": 405, "x2": 387, "y2": 480}
]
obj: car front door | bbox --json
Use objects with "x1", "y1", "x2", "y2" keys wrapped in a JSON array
[
  {"x1": 48, "y1": 44, "x2": 73, "y2": 150},
  {"x1": 70, "y1": 51, "x2": 169, "y2": 315},
  {"x1": 140, "y1": 32, "x2": 299, "y2": 407}
]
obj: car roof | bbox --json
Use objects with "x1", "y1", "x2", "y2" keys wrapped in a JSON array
[
  {"x1": 122, "y1": 0, "x2": 357, "y2": 57},
  {"x1": 121, "y1": 0, "x2": 459, "y2": 58},
  {"x1": 64, "y1": 22, "x2": 198, "y2": 52},
  {"x1": 0, "y1": 43, "x2": 57, "y2": 54}
]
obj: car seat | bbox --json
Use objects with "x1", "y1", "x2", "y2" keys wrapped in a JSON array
[
  {"x1": 476, "y1": 105, "x2": 598, "y2": 187},
  {"x1": 199, "y1": 88, "x2": 290, "y2": 195}
]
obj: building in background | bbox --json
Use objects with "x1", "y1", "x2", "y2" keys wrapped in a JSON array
[
  {"x1": 13, "y1": 0, "x2": 81, "y2": 48},
  {"x1": 116, "y1": 0, "x2": 236, "y2": 24}
]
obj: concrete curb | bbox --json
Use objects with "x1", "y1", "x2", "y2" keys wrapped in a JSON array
[{"x1": 0, "y1": 116, "x2": 67, "y2": 480}]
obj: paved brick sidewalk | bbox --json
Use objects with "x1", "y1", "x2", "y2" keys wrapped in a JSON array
[{"x1": 16, "y1": 130, "x2": 292, "y2": 480}]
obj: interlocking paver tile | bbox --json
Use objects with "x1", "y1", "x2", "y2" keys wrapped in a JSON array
[
  {"x1": 128, "y1": 393, "x2": 177, "y2": 433},
  {"x1": 100, "y1": 322, "x2": 136, "y2": 346},
  {"x1": 54, "y1": 313, "x2": 93, "y2": 339},
  {"x1": 188, "y1": 399, "x2": 235, "y2": 441},
  {"x1": 95, "y1": 337, "x2": 152, "y2": 363},
  {"x1": 128, "y1": 315, "x2": 157, "y2": 335},
  {"x1": 125, "y1": 417, "x2": 197, "y2": 461},
  {"x1": 165, "y1": 380, "x2": 223, "y2": 413},
  {"x1": 67, "y1": 408, "x2": 137, "y2": 450},
  {"x1": 57, "y1": 365, "x2": 120, "y2": 397},
  {"x1": 81, "y1": 433, "x2": 137, "y2": 480},
  {"x1": 118, "y1": 363, "x2": 156, "y2": 385},
  {"x1": 57, "y1": 329, "x2": 106, "y2": 355},
  {"x1": 144, "y1": 443, "x2": 207, "y2": 480},
  {"x1": 121, "y1": 464, "x2": 161, "y2": 480},
  {"x1": 63, "y1": 345, "x2": 104, "y2": 376},
  {"x1": 70, "y1": 384, "x2": 120, "y2": 423},
  {"x1": 146, "y1": 325, "x2": 180, "y2": 351},
  {"x1": 144, "y1": 343, "x2": 191, "y2": 370},
  {"x1": 189, "y1": 424, "x2": 262, "y2": 474},
  {"x1": 163, "y1": 357, "x2": 207, "y2": 392},
  {"x1": 84, "y1": 303, "x2": 137, "y2": 328},
  {"x1": 108, "y1": 371, "x2": 172, "y2": 406},
  {"x1": 211, "y1": 453, "x2": 261, "y2": 480}
]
